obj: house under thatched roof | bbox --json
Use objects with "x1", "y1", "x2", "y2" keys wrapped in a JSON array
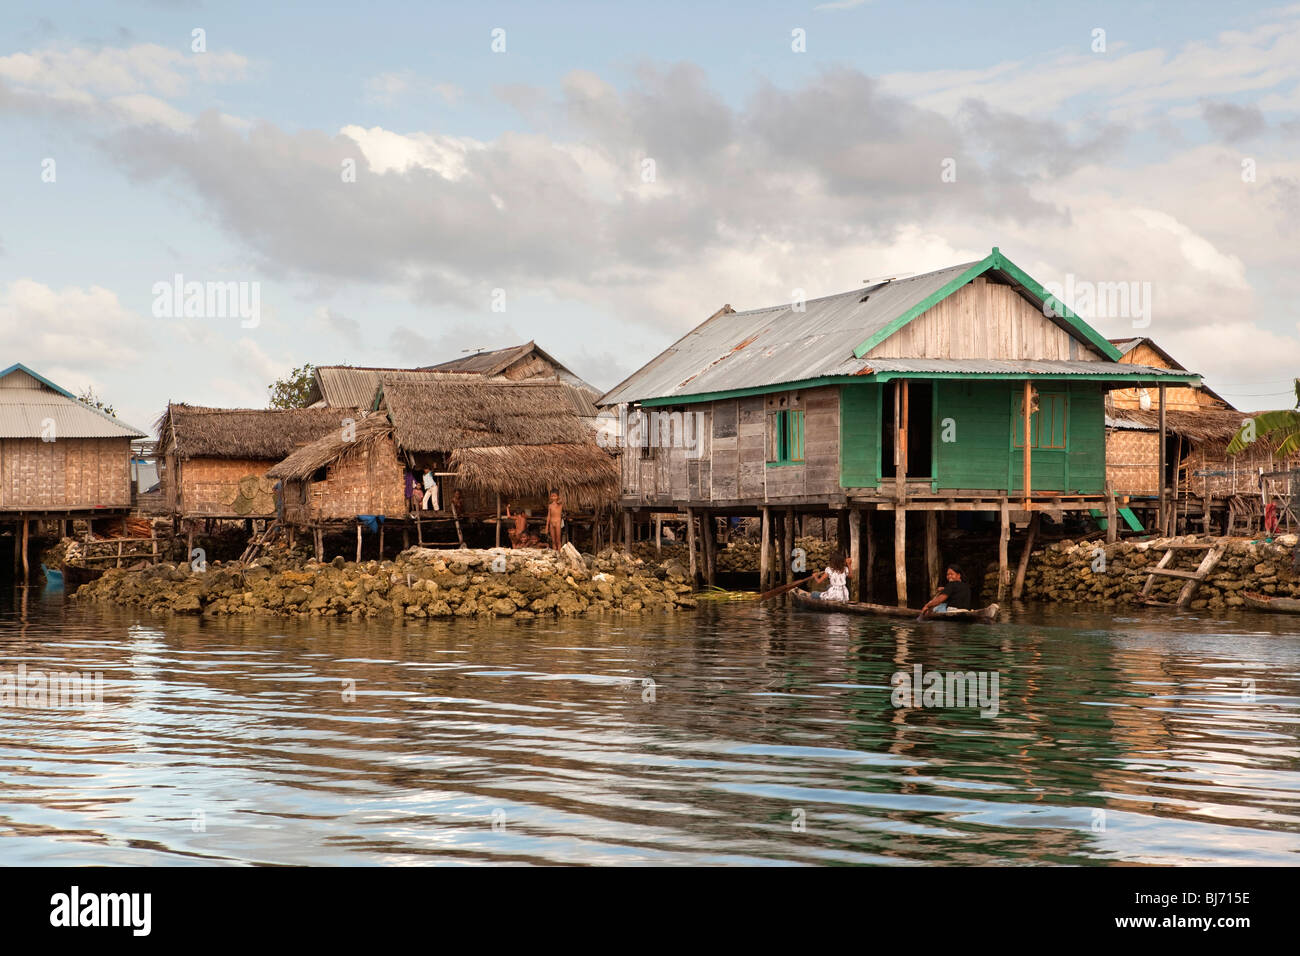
[
  {"x1": 1109, "y1": 406, "x2": 1256, "y2": 445},
  {"x1": 267, "y1": 413, "x2": 394, "y2": 482},
  {"x1": 157, "y1": 404, "x2": 354, "y2": 460},
  {"x1": 379, "y1": 377, "x2": 618, "y2": 505}
]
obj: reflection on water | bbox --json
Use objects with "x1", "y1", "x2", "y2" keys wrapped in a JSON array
[{"x1": 1, "y1": 584, "x2": 1298, "y2": 865}]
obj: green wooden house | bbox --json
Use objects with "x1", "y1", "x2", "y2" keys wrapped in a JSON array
[{"x1": 600, "y1": 249, "x2": 1200, "y2": 603}]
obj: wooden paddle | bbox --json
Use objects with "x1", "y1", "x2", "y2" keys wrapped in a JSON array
[{"x1": 755, "y1": 575, "x2": 815, "y2": 601}]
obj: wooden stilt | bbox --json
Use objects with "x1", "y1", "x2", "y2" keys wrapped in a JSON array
[
  {"x1": 378, "y1": 523, "x2": 384, "y2": 561},
  {"x1": 403, "y1": 528, "x2": 410, "y2": 550},
  {"x1": 21, "y1": 519, "x2": 29, "y2": 580},
  {"x1": 1012, "y1": 511, "x2": 1040, "y2": 601},
  {"x1": 865, "y1": 510, "x2": 876, "y2": 602},
  {"x1": 314, "y1": 527, "x2": 323, "y2": 562},
  {"x1": 894, "y1": 505, "x2": 907, "y2": 607},
  {"x1": 622, "y1": 510, "x2": 633, "y2": 550},
  {"x1": 836, "y1": 509, "x2": 849, "y2": 556},
  {"x1": 655, "y1": 514, "x2": 662, "y2": 553},
  {"x1": 186, "y1": 526, "x2": 194, "y2": 564},
  {"x1": 848, "y1": 507, "x2": 862, "y2": 601},
  {"x1": 355, "y1": 522, "x2": 362, "y2": 562},
  {"x1": 760, "y1": 506, "x2": 772, "y2": 590},
  {"x1": 686, "y1": 507, "x2": 698, "y2": 584},
  {"x1": 1106, "y1": 490, "x2": 1118, "y2": 544},
  {"x1": 998, "y1": 499, "x2": 1010, "y2": 602},
  {"x1": 925, "y1": 510, "x2": 940, "y2": 595},
  {"x1": 495, "y1": 494, "x2": 502, "y2": 548},
  {"x1": 452, "y1": 500, "x2": 465, "y2": 548},
  {"x1": 1158, "y1": 384, "x2": 1167, "y2": 535},
  {"x1": 784, "y1": 507, "x2": 795, "y2": 584},
  {"x1": 702, "y1": 512, "x2": 716, "y2": 587}
]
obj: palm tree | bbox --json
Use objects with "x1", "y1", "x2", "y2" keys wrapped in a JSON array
[{"x1": 1227, "y1": 379, "x2": 1300, "y2": 455}]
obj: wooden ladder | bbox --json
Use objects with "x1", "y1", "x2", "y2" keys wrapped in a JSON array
[
  {"x1": 237, "y1": 520, "x2": 282, "y2": 565},
  {"x1": 1139, "y1": 542, "x2": 1226, "y2": 608}
]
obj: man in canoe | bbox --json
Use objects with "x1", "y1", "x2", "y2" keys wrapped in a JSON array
[
  {"x1": 918, "y1": 564, "x2": 971, "y2": 619},
  {"x1": 810, "y1": 550, "x2": 851, "y2": 602}
]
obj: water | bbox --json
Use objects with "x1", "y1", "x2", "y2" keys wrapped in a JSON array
[{"x1": 2, "y1": 584, "x2": 1298, "y2": 865}]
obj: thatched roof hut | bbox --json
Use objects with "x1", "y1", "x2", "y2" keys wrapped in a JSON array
[
  {"x1": 378, "y1": 377, "x2": 617, "y2": 506},
  {"x1": 156, "y1": 403, "x2": 357, "y2": 518},
  {"x1": 266, "y1": 379, "x2": 618, "y2": 526}
]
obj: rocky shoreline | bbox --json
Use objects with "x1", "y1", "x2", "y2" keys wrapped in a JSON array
[
  {"x1": 990, "y1": 533, "x2": 1300, "y2": 608},
  {"x1": 72, "y1": 546, "x2": 696, "y2": 619}
]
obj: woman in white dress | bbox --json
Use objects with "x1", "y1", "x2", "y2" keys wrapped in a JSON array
[{"x1": 811, "y1": 550, "x2": 852, "y2": 602}]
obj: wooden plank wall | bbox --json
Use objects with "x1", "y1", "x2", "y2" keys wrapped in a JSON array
[
  {"x1": 865, "y1": 276, "x2": 1104, "y2": 361},
  {"x1": 1111, "y1": 342, "x2": 1222, "y2": 411},
  {"x1": 618, "y1": 385, "x2": 840, "y2": 505},
  {"x1": 0, "y1": 437, "x2": 132, "y2": 509}
]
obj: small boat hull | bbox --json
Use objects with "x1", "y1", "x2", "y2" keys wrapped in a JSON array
[
  {"x1": 1242, "y1": 591, "x2": 1300, "y2": 614},
  {"x1": 789, "y1": 588, "x2": 999, "y2": 622}
]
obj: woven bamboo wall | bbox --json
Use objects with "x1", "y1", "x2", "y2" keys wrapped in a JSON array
[
  {"x1": 0, "y1": 437, "x2": 133, "y2": 510},
  {"x1": 301, "y1": 436, "x2": 407, "y2": 520},
  {"x1": 177, "y1": 457, "x2": 279, "y2": 516},
  {"x1": 1181, "y1": 444, "x2": 1294, "y2": 497},
  {"x1": 1105, "y1": 430, "x2": 1160, "y2": 496}
]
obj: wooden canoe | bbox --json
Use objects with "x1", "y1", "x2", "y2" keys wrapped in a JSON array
[
  {"x1": 789, "y1": 588, "x2": 999, "y2": 622},
  {"x1": 1242, "y1": 592, "x2": 1300, "y2": 614}
]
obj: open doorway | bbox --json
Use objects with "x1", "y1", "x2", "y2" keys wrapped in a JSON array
[{"x1": 881, "y1": 382, "x2": 933, "y2": 480}]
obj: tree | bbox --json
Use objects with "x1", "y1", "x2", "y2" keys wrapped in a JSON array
[
  {"x1": 78, "y1": 386, "x2": 117, "y2": 418},
  {"x1": 1228, "y1": 378, "x2": 1300, "y2": 456},
  {"x1": 268, "y1": 363, "x2": 317, "y2": 409}
]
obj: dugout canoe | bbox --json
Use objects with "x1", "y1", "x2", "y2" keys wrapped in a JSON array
[
  {"x1": 1242, "y1": 592, "x2": 1300, "y2": 614},
  {"x1": 789, "y1": 588, "x2": 999, "y2": 622}
]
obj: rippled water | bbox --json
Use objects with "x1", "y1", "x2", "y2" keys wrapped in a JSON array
[{"x1": 1, "y1": 582, "x2": 1298, "y2": 865}]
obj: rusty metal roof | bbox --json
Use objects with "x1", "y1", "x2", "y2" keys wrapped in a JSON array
[
  {"x1": 600, "y1": 257, "x2": 1201, "y2": 405},
  {"x1": 600, "y1": 262, "x2": 981, "y2": 404}
]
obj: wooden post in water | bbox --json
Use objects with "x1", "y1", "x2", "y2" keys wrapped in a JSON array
[
  {"x1": 894, "y1": 505, "x2": 907, "y2": 607},
  {"x1": 702, "y1": 512, "x2": 716, "y2": 587},
  {"x1": 1012, "y1": 511, "x2": 1040, "y2": 601},
  {"x1": 760, "y1": 506, "x2": 772, "y2": 591},
  {"x1": 865, "y1": 510, "x2": 876, "y2": 603},
  {"x1": 21, "y1": 519, "x2": 29, "y2": 580},
  {"x1": 686, "y1": 507, "x2": 698, "y2": 584},
  {"x1": 998, "y1": 499, "x2": 1011, "y2": 602},
  {"x1": 784, "y1": 507, "x2": 795, "y2": 584},
  {"x1": 848, "y1": 507, "x2": 861, "y2": 601},
  {"x1": 495, "y1": 494, "x2": 502, "y2": 548},
  {"x1": 925, "y1": 510, "x2": 940, "y2": 595},
  {"x1": 1157, "y1": 385, "x2": 1167, "y2": 535}
]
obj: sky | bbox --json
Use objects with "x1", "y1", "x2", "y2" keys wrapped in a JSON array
[{"x1": 2, "y1": 0, "x2": 1299, "y2": 431}]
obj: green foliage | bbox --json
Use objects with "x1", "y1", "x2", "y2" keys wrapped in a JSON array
[
  {"x1": 77, "y1": 386, "x2": 117, "y2": 418},
  {"x1": 1227, "y1": 380, "x2": 1300, "y2": 455},
  {"x1": 268, "y1": 363, "x2": 316, "y2": 409}
]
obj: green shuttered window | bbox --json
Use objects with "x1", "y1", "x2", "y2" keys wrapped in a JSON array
[{"x1": 767, "y1": 409, "x2": 804, "y2": 465}]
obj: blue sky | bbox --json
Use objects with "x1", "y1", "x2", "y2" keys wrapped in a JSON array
[{"x1": 2, "y1": 1, "x2": 1298, "y2": 429}]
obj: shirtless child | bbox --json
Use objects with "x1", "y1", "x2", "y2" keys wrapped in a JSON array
[
  {"x1": 546, "y1": 490, "x2": 564, "y2": 551},
  {"x1": 505, "y1": 503, "x2": 528, "y2": 548}
]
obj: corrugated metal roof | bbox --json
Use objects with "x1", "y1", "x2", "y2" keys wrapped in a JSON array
[
  {"x1": 422, "y1": 343, "x2": 535, "y2": 375},
  {"x1": 0, "y1": 387, "x2": 145, "y2": 439},
  {"x1": 857, "y1": 358, "x2": 1195, "y2": 378},
  {"x1": 601, "y1": 258, "x2": 1201, "y2": 405},
  {"x1": 600, "y1": 262, "x2": 981, "y2": 404}
]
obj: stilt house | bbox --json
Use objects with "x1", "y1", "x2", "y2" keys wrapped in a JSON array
[{"x1": 600, "y1": 249, "x2": 1201, "y2": 604}]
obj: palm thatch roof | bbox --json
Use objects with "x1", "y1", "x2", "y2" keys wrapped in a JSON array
[
  {"x1": 377, "y1": 378, "x2": 618, "y2": 504},
  {"x1": 157, "y1": 403, "x2": 358, "y2": 460},
  {"x1": 267, "y1": 413, "x2": 394, "y2": 481},
  {"x1": 1110, "y1": 407, "x2": 1259, "y2": 443}
]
